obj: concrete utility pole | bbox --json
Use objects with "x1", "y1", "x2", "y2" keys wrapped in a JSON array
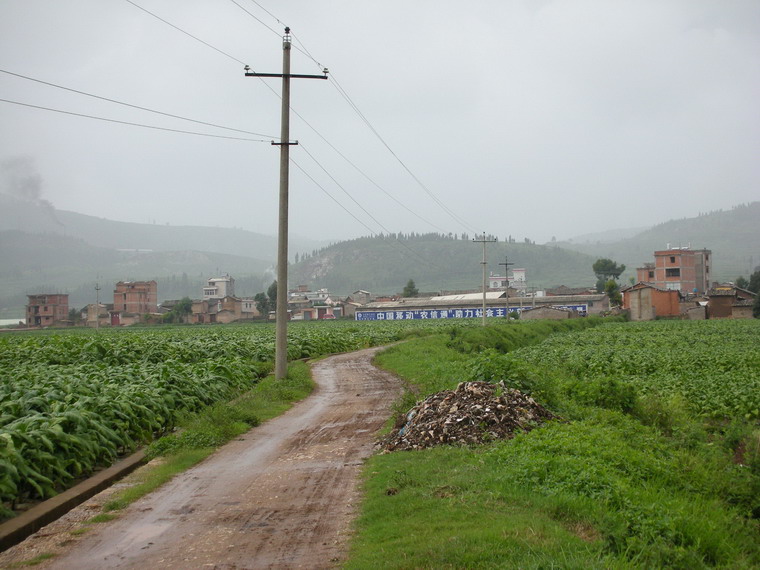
[
  {"x1": 245, "y1": 28, "x2": 327, "y2": 380},
  {"x1": 472, "y1": 233, "x2": 497, "y2": 326},
  {"x1": 94, "y1": 282, "x2": 101, "y2": 331},
  {"x1": 499, "y1": 256, "x2": 514, "y2": 320}
]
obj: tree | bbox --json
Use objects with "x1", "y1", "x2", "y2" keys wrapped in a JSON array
[
  {"x1": 593, "y1": 258, "x2": 626, "y2": 292},
  {"x1": 402, "y1": 279, "x2": 419, "y2": 297},
  {"x1": 162, "y1": 296, "x2": 192, "y2": 324},
  {"x1": 604, "y1": 279, "x2": 622, "y2": 307},
  {"x1": 735, "y1": 276, "x2": 749, "y2": 290},
  {"x1": 753, "y1": 293, "x2": 760, "y2": 319},
  {"x1": 253, "y1": 292, "x2": 269, "y2": 317},
  {"x1": 267, "y1": 281, "x2": 277, "y2": 307},
  {"x1": 747, "y1": 269, "x2": 760, "y2": 294}
]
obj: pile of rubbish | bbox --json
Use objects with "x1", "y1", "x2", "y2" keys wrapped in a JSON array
[{"x1": 382, "y1": 381, "x2": 558, "y2": 452}]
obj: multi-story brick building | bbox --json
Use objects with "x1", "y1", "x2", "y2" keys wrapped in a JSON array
[
  {"x1": 113, "y1": 281, "x2": 158, "y2": 314},
  {"x1": 26, "y1": 294, "x2": 69, "y2": 327},
  {"x1": 636, "y1": 247, "x2": 712, "y2": 294}
]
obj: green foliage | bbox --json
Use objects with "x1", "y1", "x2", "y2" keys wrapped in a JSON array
[
  {"x1": 748, "y1": 268, "x2": 760, "y2": 294},
  {"x1": 0, "y1": 321, "x2": 455, "y2": 511},
  {"x1": 511, "y1": 320, "x2": 760, "y2": 419},
  {"x1": 349, "y1": 319, "x2": 760, "y2": 568},
  {"x1": 603, "y1": 279, "x2": 622, "y2": 306},
  {"x1": 592, "y1": 258, "x2": 626, "y2": 284},
  {"x1": 402, "y1": 278, "x2": 419, "y2": 297}
]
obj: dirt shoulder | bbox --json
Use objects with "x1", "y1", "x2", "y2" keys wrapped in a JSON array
[{"x1": 0, "y1": 347, "x2": 402, "y2": 569}]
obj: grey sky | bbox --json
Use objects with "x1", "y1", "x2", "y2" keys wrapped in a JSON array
[{"x1": 1, "y1": 1, "x2": 758, "y2": 244}]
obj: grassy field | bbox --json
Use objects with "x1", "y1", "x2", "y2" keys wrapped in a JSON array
[{"x1": 347, "y1": 319, "x2": 760, "y2": 568}]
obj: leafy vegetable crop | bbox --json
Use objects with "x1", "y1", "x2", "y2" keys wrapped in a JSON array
[
  {"x1": 0, "y1": 320, "x2": 473, "y2": 511},
  {"x1": 508, "y1": 320, "x2": 760, "y2": 419}
]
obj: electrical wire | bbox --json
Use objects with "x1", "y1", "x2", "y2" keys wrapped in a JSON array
[
  {"x1": 0, "y1": 68, "x2": 276, "y2": 139},
  {"x1": 228, "y1": 0, "x2": 479, "y2": 235},
  {"x1": 124, "y1": 0, "x2": 248, "y2": 67},
  {"x1": 0, "y1": 98, "x2": 269, "y2": 142},
  {"x1": 328, "y1": 72, "x2": 479, "y2": 234},
  {"x1": 296, "y1": 146, "x2": 448, "y2": 271},
  {"x1": 228, "y1": 0, "x2": 281, "y2": 38},
  {"x1": 123, "y1": 0, "x2": 476, "y2": 239},
  {"x1": 290, "y1": 158, "x2": 378, "y2": 237}
]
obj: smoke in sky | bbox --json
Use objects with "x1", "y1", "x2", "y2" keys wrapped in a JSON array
[{"x1": 0, "y1": 156, "x2": 44, "y2": 202}]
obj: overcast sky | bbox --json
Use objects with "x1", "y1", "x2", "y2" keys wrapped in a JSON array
[{"x1": 1, "y1": 0, "x2": 758, "y2": 244}]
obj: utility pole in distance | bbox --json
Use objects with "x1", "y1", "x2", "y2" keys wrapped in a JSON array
[
  {"x1": 499, "y1": 256, "x2": 514, "y2": 320},
  {"x1": 473, "y1": 233, "x2": 497, "y2": 326},
  {"x1": 94, "y1": 282, "x2": 101, "y2": 331},
  {"x1": 245, "y1": 28, "x2": 328, "y2": 380}
]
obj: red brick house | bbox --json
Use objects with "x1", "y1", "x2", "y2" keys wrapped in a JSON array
[
  {"x1": 621, "y1": 282, "x2": 680, "y2": 321},
  {"x1": 26, "y1": 294, "x2": 69, "y2": 327}
]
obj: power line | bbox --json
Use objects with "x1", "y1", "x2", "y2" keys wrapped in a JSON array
[
  {"x1": 296, "y1": 146, "x2": 448, "y2": 271},
  {"x1": 0, "y1": 98, "x2": 269, "y2": 142},
  {"x1": 226, "y1": 0, "x2": 479, "y2": 234},
  {"x1": 228, "y1": 0, "x2": 281, "y2": 38},
  {"x1": 328, "y1": 72, "x2": 479, "y2": 234},
  {"x1": 124, "y1": 0, "x2": 248, "y2": 67},
  {"x1": 0, "y1": 68, "x2": 276, "y2": 139},
  {"x1": 290, "y1": 158, "x2": 377, "y2": 236}
]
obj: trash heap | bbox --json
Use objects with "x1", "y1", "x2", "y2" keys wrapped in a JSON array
[{"x1": 382, "y1": 381, "x2": 558, "y2": 452}]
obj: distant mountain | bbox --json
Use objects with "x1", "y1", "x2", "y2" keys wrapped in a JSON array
[
  {"x1": 0, "y1": 193, "x2": 324, "y2": 262},
  {"x1": 561, "y1": 226, "x2": 650, "y2": 245},
  {"x1": 555, "y1": 203, "x2": 760, "y2": 281},
  {"x1": 289, "y1": 234, "x2": 600, "y2": 297},
  {"x1": 0, "y1": 230, "x2": 273, "y2": 314}
]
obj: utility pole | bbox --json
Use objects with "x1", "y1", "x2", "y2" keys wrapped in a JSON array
[
  {"x1": 499, "y1": 256, "x2": 514, "y2": 320},
  {"x1": 245, "y1": 28, "x2": 327, "y2": 380},
  {"x1": 472, "y1": 233, "x2": 497, "y2": 326},
  {"x1": 94, "y1": 282, "x2": 101, "y2": 331}
]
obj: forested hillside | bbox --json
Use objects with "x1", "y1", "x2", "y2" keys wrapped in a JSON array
[
  {"x1": 290, "y1": 233, "x2": 599, "y2": 296},
  {"x1": 557, "y1": 203, "x2": 760, "y2": 281}
]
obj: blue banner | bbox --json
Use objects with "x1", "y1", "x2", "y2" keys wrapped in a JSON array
[{"x1": 355, "y1": 304, "x2": 588, "y2": 321}]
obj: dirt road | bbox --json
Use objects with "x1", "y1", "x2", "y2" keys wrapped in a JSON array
[{"x1": 8, "y1": 347, "x2": 402, "y2": 569}]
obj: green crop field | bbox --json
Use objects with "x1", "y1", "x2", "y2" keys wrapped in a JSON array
[
  {"x1": 348, "y1": 319, "x2": 760, "y2": 568},
  {"x1": 0, "y1": 320, "x2": 476, "y2": 513}
]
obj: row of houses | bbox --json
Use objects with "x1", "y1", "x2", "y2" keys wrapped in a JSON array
[{"x1": 22, "y1": 246, "x2": 757, "y2": 327}]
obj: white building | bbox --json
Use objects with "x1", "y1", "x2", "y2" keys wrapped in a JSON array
[
  {"x1": 489, "y1": 268, "x2": 527, "y2": 292},
  {"x1": 203, "y1": 275, "x2": 235, "y2": 300}
]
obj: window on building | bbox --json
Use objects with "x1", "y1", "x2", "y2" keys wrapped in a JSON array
[
  {"x1": 648, "y1": 271, "x2": 654, "y2": 279},
  {"x1": 666, "y1": 282, "x2": 680, "y2": 290},
  {"x1": 670, "y1": 256, "x2": 676, "y2": 263},
  {"x1": 666, "y1": 268, "x2": 680, "y2": 277}
]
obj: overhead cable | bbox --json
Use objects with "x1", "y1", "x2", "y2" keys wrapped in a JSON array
[
  {"x1": 0, "y1": 98, "x2": 269, "y2": 142},
  {"x1": 124, "y1": 0, "x2": 248, "y2": 67},
  {"x1": 0, "y1": 68, "x2": 276, "y2": 139}
]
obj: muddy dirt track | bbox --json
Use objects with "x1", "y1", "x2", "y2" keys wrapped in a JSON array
[{"x1": 6, "y1": 347, "x2": 402, "y2": 569}]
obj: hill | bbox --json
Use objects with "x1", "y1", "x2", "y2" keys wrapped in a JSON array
[
  {"x1": 555, "y1": 203, "x2": 760, "y2": 281},
  {"x1": 0, "y1": 230, "x2": 273, "y2": 315},
  {"x1": 0, "y1": 193, "x2": 324, "y2": 262},
  {"x1": 290, "y1": 234, "x2": 599, "y2": 296}
]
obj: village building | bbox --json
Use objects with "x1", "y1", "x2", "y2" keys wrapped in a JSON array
[
  {"x1": 25, "y1": 294, "x2": 69, "y2": 327},
  {"x1": 110, "y1": 280, "x2": 158, "y2": 325},
  {"x1": 635, "y1": 246, "x2": 712, "y2": 294},
  {"x1": 621, "y1": 282, "x2": 681, "y2": 321},
  {"x1": 488, "y1": 268, "x2": 527, "y2": 293},
  {"x1": 203, "y1": 275, "x2": 235, "y2": 299},
  {"x1": 188, "y1": 275, "x2": 259, "y2": 323},
  {"x1": 706, "y1": 285, "x2": 756, "y2": 319}
]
